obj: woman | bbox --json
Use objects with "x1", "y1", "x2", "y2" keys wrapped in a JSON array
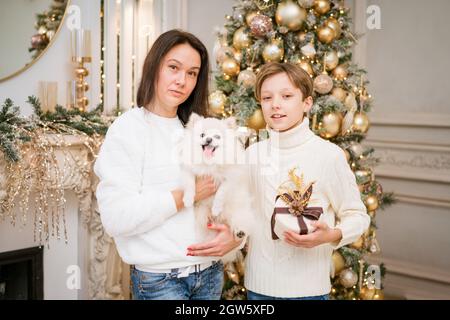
[{"x1": 94, "y1": 30, "x2": 242, "y2": 300}]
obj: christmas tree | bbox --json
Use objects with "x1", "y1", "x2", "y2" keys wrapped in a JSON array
[
  {"x1": 210, "y1": 0, "x2": 394, "y2": 300},
  {"x1": 29, "y1": 0, "x2": 68, "y2": 59}
]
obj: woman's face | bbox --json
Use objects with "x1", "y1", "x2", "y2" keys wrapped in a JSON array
[{"x1": 154, "y1": 43, "x2": 201, "y2": 115}]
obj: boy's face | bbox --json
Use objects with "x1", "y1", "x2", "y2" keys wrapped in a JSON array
[{"x1": 260, "y1": 72, "x2": 313, "y2": 132}]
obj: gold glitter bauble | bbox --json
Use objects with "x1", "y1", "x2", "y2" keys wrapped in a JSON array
[
  {"x1": 221, "y1": 57, "x2": 240, "y2": 77},
  {"x1": 332, "y1": 251, "x2": 346, "y2": 277},
  {"x1": 233, "y1": 27, "x2": 251, "y2": 50},
  {"x1": 364, "y1": 195, "x2": 379, "y2": 211},
  {"x1": 325, "y1": 17, "x2": 342, "y2": 38},
  {"x1": 353, "y1": 112, "x2": 370, "y2": 133},
  {"x1": 237, "y1": 68, "x2": 257, "y2": 88},
  {"x1": 317, "y1": 25, "x2": 336, "y2": 44},
  {"x1": 208, "y1": 90, "x2": 227, "y2": 115},
  {"x1": 331, "y1": 87, "x2": 347, "y2": 102},
  {"x1": 319, "y1": 112, "x2": 342, "y2": 139},
  {"x1": 262, "y1": 39, "x2": 284, "y2": 62},
  {"x1": 325, "y1": 50, "x2": 339, "y2": 70},
  {"x1": 313, "y1": 74, "x2": 334, "y2": 94},
  {"x1": 275, "y1": 1, "x2": 307, "y2": 31},
  {"x1": 314, "y1": 0, "x2": 331, "y2": 15},
  {"x1": 247, "y1": 109, "x2": 266, "y2": 130},
  {"x1": 340, "y1": 268, "x2": 358, "y2": 288},
  {"x1": 332, "y1": 64, "x2": 348, "y2": 80}
]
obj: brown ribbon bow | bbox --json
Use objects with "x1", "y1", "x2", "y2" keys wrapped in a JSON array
[{"x1": 271, "y1": 190, "x2": 323, "y2": 240}]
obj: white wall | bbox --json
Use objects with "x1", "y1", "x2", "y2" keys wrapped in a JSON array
[{"x1": 352, "y1": 0, "x2": 450, "y2": 299}]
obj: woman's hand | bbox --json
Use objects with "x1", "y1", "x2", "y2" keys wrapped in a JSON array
[
  {"x1": 194, "y1": 175, "x2": 217, "y2": 202},
  {"x1": 283, "y1": 221, "x2": 342, "y2": 248},
  {"x1": 171, "y1": 176, "x2": 217, "y2": 211},
  {"x1": 187, "y1": 223, "x2": 242, "y2": 257}
]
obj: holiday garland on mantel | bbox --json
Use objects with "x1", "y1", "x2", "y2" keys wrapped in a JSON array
[{"x1": 0, "y1": 97, "x2": 112, "y2": 245}]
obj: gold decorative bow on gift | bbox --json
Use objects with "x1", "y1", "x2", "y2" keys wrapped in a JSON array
[{"x1": 271, "y1": 168, "x2": 323, "y2": 240}]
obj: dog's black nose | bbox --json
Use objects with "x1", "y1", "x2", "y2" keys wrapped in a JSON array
[{"x1": 205, "y1": 137, "x2": 212, "y2": 144}]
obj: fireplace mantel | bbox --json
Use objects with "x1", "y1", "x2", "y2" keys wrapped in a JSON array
[{"x1": 0, "y1": 133, "x2": 129, "y2": 300}]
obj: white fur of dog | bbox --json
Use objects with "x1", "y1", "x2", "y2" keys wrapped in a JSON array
[{"x1": 179, "y1": 113, "x2": 254, "y2": 263}]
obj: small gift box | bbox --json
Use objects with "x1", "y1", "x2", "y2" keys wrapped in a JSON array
[{"x1": 271, "y1": 168, "x2": 323, "y2": 240}]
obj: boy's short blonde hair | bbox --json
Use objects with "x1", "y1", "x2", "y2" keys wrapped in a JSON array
[{"x1": 254, "y1": 62, "x2": 313, "y2": 102}]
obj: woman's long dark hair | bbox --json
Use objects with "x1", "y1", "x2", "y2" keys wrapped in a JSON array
[{"x1": 136, "y1": 29, "x2": 209, "y2": 125}]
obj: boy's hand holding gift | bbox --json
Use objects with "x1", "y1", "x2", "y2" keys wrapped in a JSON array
[{"x1": 271, "y1": 167, "x2": 342, "y2": 248}]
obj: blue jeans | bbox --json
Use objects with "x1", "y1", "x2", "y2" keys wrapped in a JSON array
[
  {"x1": 131, "y1": 261, "x2": 224, "y2": 300},
  {"x1": 247, "y1": 290, "x2": 329, "y2": 300}
]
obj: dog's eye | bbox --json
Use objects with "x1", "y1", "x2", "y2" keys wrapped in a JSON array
[
  {"x1": 214, "y1": 135, "x2": 221, "y2": 139},
  {"x1": 200, "y1": 133, "x2": 205, "y2": 138}
]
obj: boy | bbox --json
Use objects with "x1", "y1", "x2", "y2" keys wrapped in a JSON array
[{"x1": 244, "y1": 62, "x2": 370, "y2": 300}]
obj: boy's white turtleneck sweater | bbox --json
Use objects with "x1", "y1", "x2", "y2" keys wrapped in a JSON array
[
  {"x1": 244, "y1": 117, "x2": 370, "y2": 298},
  {"x1": 94, "y1": 107, "x2": 216, "y2": 270}
]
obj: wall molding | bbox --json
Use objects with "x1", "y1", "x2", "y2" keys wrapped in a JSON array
[{"x1": 366, "y1": 255, "x2": 450, "y2": 299}]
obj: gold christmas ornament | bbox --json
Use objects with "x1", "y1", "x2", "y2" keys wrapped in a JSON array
[
  {"x1": 313, "y1": 74, "x2": 334, "y2": 94},
  {"x1": 324, "y1": 50, "x2": 339, "y2": 70},
  {"x1": 297, "y1": 60, "x2": 314, "y2": 76},
  {"x1": 364, "y1": 195, "x2": 379, "y2": 211},
  {"x1": 314, "y1": 0, "x2": 331, "y2": 15},
  {"x1": 275, "y1": 0, "x2": 307, "y2": 31},
  {"x1": 233, "y1": 27, "x2": 251, "y2": 50},
  {"x1": 298, "y1": 0, "x2": 315, "y2": 8},
  {"x1": 317, "y1": 25, "x2": 336, "y2": 44},
  {"x1": 319, "y1": 112, "x2": 342, "y2": 139},
  {"x1": 343, "y1": 149, "x2": 351, "y2": 162},
  {"x1": 340, "y1": 268, "x2": 358, "y2": 288},
  {"x1": 332, "y1": 87, "x2": 347, "y2": 102},
  {"x1": 247, "y1": 108, "x2": 266, "y2": 130},
  {"x1": 332, "y1": 251, "x2": 346, "y2": 277},
  {"x1": 262, "y1": 39, "x2": 284, "y2": 62},
  {"x1": 360, "y1": 287, "x2": 384, "y2": 300},
  {"x1": 350, "y1": 236, "x2": 364, "y2": 249},
  {"x1": 222, "y1": 57, "x2": 240, "y2": 77},
  {"x1": 352, "y1": 112, "x2": 370, "y2": 133},
  {"x1": 332, "y1": 64, "x2": 349, "y2": 80},
  {"x1": 208, "y1": 90, "x2": 227, "y2": 115},
  {"x1": 297, "y1": 31, "x2": 307, "y2": 42},
  {"x1": 245, "y1": 11, "x2": 259, "y2": 26},
  {"x1": 237, "y1": 68, "x2": 257, "y2": 88},
  {"x1": 325, "y1": 17, "x2": 342, "y2": 38}
]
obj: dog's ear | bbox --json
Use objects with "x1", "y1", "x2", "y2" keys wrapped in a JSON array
[
  {"x1": 224, "y1": 116, "x2": 237, "y2": 129},
  {"x1": 186, "y1": 113, "x2": 203, "y2": 129}
]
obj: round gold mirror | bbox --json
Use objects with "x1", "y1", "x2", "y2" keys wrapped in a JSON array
[{"x1": 0, "y1": 0, "x2": 70, "y2": 82}]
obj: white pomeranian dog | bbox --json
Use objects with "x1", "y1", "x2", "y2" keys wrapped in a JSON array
[{"x1": 179, "y1": 113, "x2": 254, "y2": 263}]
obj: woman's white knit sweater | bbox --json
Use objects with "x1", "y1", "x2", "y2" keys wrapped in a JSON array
[
  {"x1": 94, "y1": 107, "x2": 217, "y2": 270},
  {"x1": 244, "y1": 117, "x2": 370, "y2": 298}
]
